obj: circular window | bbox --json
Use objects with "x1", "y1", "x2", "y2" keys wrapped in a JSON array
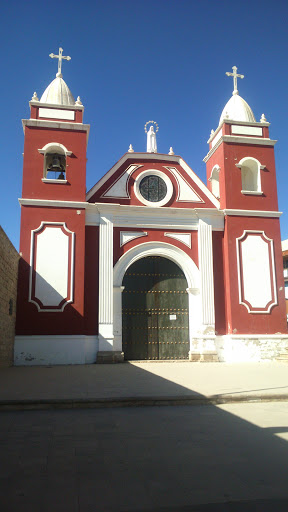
[
  {"x1": 134, "y1": 169, "x2": 173, "y2": 207},
  {"x1": 139, "y1": 175, "x2": 167, "y2": 202}
]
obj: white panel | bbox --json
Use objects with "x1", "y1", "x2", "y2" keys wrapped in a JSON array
[
  {"x1": 164, "y1": 167, "x2": 202, "y2": 202},
  {"x1": 120, "y1": 231, "x2": 147, "y2": 246},
  {"x1": 231, "y1": 125, "x2": 262, "y2": 136},
  {"x1": 241, "y1": 235, "x2": 272, "y2": 308},
  {"x1": 165, "y1": 232, "x2": 191, "y2": 248},
  {"x1": 39, "y1": 108, "x2": 75, "y2": 120},
  {"x1": 198, "y1": 220, "x2": 215, "y2": 329},
  {"x1": 102, "y1": 165, "x2": 141, "y2": 198},
  {"x1": 35, "y1": 227, "x2": 69, "y2": 306},
  {"x1": 211, "y1": 129, "x2": 223, "y2": 147}
]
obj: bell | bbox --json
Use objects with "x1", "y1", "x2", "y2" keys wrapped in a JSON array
[{"x1": 51, "y1": 155, "x2": 62, "y2": 170}]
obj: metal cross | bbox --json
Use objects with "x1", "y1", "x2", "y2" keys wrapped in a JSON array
[
  {"x1": 49, "y1": 47, "x2": 71, "y2": 76},
  {"x1": 225, "y1": 66, "x2": 244, "y2": 94}
]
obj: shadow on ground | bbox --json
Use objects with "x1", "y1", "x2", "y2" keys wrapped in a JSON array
[{"x1": 0, "y1": 363, "x2": 288, "y2": 511}]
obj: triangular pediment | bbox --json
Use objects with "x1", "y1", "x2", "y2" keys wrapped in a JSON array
[{"x1": 86, "y1": 153, "x2": 219, "y2": 209}]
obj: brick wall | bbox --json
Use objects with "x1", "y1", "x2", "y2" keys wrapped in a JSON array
[{"x1": 0, "y1": 227, "x2": 19, "y2": 366}]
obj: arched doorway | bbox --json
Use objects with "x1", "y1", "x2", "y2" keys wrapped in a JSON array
[{"x1": 122, "y1": 256, "x2": 189, "y2": 360}]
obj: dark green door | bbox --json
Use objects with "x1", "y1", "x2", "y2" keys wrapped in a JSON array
[{"x1": 122, "y1": 256, "x2": 189, "y2": 360}]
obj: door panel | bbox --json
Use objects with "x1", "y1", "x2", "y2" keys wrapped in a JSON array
[{"x1": 122, "y1": 256, "x2": 189, "y2": 360}]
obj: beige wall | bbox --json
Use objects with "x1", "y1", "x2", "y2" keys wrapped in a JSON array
[{"x1": 0, "y1": 226, "x2": 19, "y2": 366}]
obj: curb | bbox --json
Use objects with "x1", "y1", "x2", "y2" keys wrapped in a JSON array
[{"x1": 0, "y1": 393, "x2": 288, "y2": 411}]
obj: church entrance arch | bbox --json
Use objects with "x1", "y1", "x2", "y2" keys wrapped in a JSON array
[
  {"x1": 113, "y1": 242, "x2": 201, "y2": 359},
  {"x1": 122, "y1": 256, "x2": 189, "y2": 360}
]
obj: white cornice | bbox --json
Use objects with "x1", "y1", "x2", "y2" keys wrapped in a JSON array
[
  {"x1": 22, "y1": 119, "x2": 90, "y2": 144},
  {"x1": 207, "y1": 119, "x2": 271, "y2": 144},
  {"x1": 203, "y1": 135, "x2": 277, "y2": 162},
  {"x1": 19, "y1": 198, "x2": 87, "y2": 209},
  {"x1": 223, "y1": 209, "x2": 282, "y2": 218},
  {"x1": 29, "y1": 101, "x2": 84, "y2": 110},
  {"x1": 86, "y1": 153, "x2": 220, "y2": 208}
]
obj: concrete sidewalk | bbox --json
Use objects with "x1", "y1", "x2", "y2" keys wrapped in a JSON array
[{"x1": 0, "y1": 361, "x2": 288, "y2": 410}]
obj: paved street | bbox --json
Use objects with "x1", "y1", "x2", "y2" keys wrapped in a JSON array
[{"x1": 1, "y1": 402, "x2": 288, "y2": 511}]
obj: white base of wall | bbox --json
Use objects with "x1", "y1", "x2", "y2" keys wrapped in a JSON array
[
  {"x1": 14, "y1": 335, "x2": 99, "y2": 366},
  {"x1": 14, "y1": 334, "x2": 288, "y2": 365},
  {"x1": 191, "y1": 334, "x2": 288, "y2": 363}
]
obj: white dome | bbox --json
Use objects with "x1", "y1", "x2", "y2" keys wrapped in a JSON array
[
  {"x1": 219, "y1": 92, "x2": 255, "y2": 125},
  {"x1": 40, "y1": 73, "x2": 75, "y2": 106}
]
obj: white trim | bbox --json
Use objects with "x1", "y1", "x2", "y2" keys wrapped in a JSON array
[
  {"x1": 19, "y1": 198, "x2": 87, "y2": 208},
  {"x1": 164, "y1": 232, "x2": 191, "y2": 248},
  {"x1": 203, "y1": 136, "x2": 277, "y2": 162},
  {"x1": 163, "y1": 166, "x2": 204, "y2": 203},
  {"x1": 38, "y1": 142, "x2": 72, "y2": 156},
  {"x1": 29, "y1": 101, "x2": 84, "y2": 111},
  {"x1": 134, "y1": 169, "x2": 173, "y2": 207},
  {"x1": 42, "y1": 178, "x2": 67, "y2": 184},
  {"x1": 120, "y1": 231, "x2": 148, "y2": 246},
  {"x1": 28, "y1": 222, "x2": 75, "y2": 312},
  {"x1": 102, "y1": 164, "x2": 143, "y2": 199},
  {"x1": 236, "y1": 230, "x2": 278, "y2": 313},
  {"x1": 207, "y1": 119, "x2": 271, "y2": 144},
  {"x1": 241, "y1": 190, "x2": 263, "y2": 195},
  {"x1": 22, "y1": 119, "x2": 90, "y2": 144},
  {"x1": 113, "y1": 241, "x2": 202, "y2": 354},
  {"x1": 39, "y1": 108, "x2": 75, "y2": 121},
  {"x1": 86, "y1": 153, "x2": 220, "y2": 208},
  {"x1": 223, "y1": 209, "x2": 282, "y2": 218},
  {"x1": 198, "y1": 220, "x2": 215, "y2": 330}
]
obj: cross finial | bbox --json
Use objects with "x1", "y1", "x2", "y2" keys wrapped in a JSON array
[
  {"x1": 49, "y1": 47, "x2": 71, "y2": 77},
  {"x1": 225, "y1": 66, "x2": 244, "y2": 95}
]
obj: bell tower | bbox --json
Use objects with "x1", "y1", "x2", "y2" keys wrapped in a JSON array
[
  {"x1": 16, "y1": 48, "x2": 90, "y2": 364},
  {"x1": 204, "y1": 66, "x2": 287, "y2": 337}
]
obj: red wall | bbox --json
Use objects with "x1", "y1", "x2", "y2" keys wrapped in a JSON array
[
  {"x1": 223, "y1": 216, "x2": 287, "y2": 334},
  {"x1": 22, "y1": 126, "x2": 87, "y2": 202},
  {"x1": 16, "y1": 205, "x2": 86, "y2": 335}
]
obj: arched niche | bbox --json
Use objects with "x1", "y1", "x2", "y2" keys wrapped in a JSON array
[{"x1": 236, "y1": 157, "x2": 264, "y2": 195}]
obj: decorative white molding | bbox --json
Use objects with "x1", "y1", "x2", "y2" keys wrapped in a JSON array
[
  {"x1": 198, "y1": 220, "x2": 215, "y2": 329},
  {"x1": 38, "y1": 142, "x2": 72, "y2": 156},
  {"x1": 86, "y1": 153, "x2": 220, "y2": 208},
  {"x1": 208, "y1": 165, "x2": 220, "y2": 199},
  {"x1": 163, "y1": 167, "x2": 203, "y2": 203},
  {"x1": 113, "y1": 241, "x2": 201, "y2": 354},
  {"x1": 42, "y1": 178, "x2": 67, "y2": 184},
  {"x1": 241, "y1": 190, "x2": 263, "y2": 195},
  {"x1": 22, "y1": 119, "x2": 90, "y2": 144},
  {"x1": 19, "y1": 198, "x2": 87, "y2": 209},
  {"x1": 39, "y1": 108, "x2": 75, "y2": 121},
  {"x1": 86, "y1": 203, "x2": 225, "y2": 231},
  {"x1": 98, "y1": 214, "x2": 114, "y2": 350},
  {"x1": 30, "y1": 101, "x2": 84, "y2": 111},
  {"x1": 236, "y1": 230, "x2": 278, "y2": 313},
  {"x1": 231, "y1": 125, "x2": 263, "y2": 136},
  {"x1": 164, "y1": 232, "x2": 191, "y2": 248},
  {"x1": 120, "y1": 231, "x2": 147, "y2": 246},
  {"x1": 211, "y1": 129, "x2": 223, "y2": 148},
  {"x1": 203, "y1": 136, "x2": 277, "y2": 163},
  {"x1": 223, "y1": 209, "x2": 282, "y2": 218},
  {"x1": 29, "y1": 222, "x2": 74, "y2": 312},
  {"x1": 134, "y1": 169, "x2": 173, "y2": 207},
  {"x1": 102, "y1": 164, "x2": 143, "y2": 198}
]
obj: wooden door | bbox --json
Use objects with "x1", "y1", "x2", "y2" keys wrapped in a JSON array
[{"x1": 122, "y1": 256, "x2": 189, "y2": 360}]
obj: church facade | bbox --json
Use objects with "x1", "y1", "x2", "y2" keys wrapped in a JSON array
[{"x1": 15, "y1": 51, "x2": 288, "y2": 365}]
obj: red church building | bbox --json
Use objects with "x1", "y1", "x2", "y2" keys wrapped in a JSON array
[{"x1": 15, "y1": 51, "x2": 288, "y2": 365}]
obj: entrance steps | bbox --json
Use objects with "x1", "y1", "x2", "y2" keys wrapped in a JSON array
[{"x1": 276, "y1": 348, "x2": 288, "y2": 363}]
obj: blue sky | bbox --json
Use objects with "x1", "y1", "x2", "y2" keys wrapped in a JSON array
[{"x1": 1, "y1": 0, "x2": 288, "y2": 249}]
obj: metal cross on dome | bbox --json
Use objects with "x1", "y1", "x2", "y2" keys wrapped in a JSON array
[
  {"x1": 49, "y1": 47, "x2": 71, "y2": 76},
  {"x1": 226, "y1": 66, "x2": 244, "y2": 95}
]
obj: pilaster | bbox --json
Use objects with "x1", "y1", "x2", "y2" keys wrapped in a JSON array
[
  {"x1": 198, "y1": 219, "x2": 215, "y2": 333},
  {"x1": 98, "y1": 213, "x2": 114, "y2": 352}
]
